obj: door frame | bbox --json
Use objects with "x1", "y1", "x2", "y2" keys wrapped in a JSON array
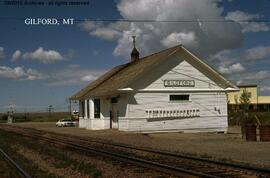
[{"x1": 111, "y1": 103, "x2": 119, "y2": 129}]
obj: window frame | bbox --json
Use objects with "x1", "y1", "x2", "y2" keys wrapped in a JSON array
[{"x1": 169, "y1": 94, "x2": 191, "y2": 102}]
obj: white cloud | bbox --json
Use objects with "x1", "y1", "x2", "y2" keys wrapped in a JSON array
[
  {"x1": 21, "y1": 47, "x2": 63, "y2": 64},
  {"x1": 80, "y1": 75, "x2": 97, "y2": 82},
  {"x1": 79, "y1": 0, "x2": 243, "y2": 59},
  {"x1": 66, "y1": 49, "x2": 75, "y2": 59},
  {"x1": 161, "y1": 32, "x2": 196, "y2": 47},
  {"x1": 242, "y1": 23, "x2": 270, "y2": 33},
  {"x1": 225, "y1": 10, "x2": 270, "y2": 32},
  {"x1": 113, "y1": 23, "x2": 143, "y2": 57},
  {"x1": 236, "y1": 80, "x2": 244, "y2": 85},
  {"x1": 11, "y1": 50, "x2": 22, "y2": 62},
  {"x1": 79, "y1": 21, "x2": 130, "y2": 41},
  {"x1": 218, "y1": 62, "x2": 245, "y2": 74},
  {"x1": 260, "y1": 86, "x2": 270, "y2": 92},
  {"x1": 12, "y1": 48, "x2": 74, "y2": 63},
  {"x1": 67, "y1": 64, "x2": 80, "y2": 68},
  {"x1": 210, "y1": 50, "x2": 233, "y2": 62},
  {"x1": 226, "y1": 10, "x2": 260, "y2": 22},
  {"x1": 46, "y1": 67, "x2": 104, "y2": 86},
  {"x1": 0, "y1": 47, "x2": 5, "y2": 59},
  {"x1": 90, "y1": 28, "x2": 121, "y2": 41},
  {"x1": 92, "y1": 50, "x2": 100, "y2": 56},
  {"x1": 209, "y1": 49, "x2": 241, "y2": 70},
  {"x1": 78, "y1": 21, "x2": 99, "y2": 31},
  {"x1": 0, "y1": 66, "x2": 45, "y2": 80},
  {"x1": 245, "y1": 70, "x2": 269, "y2": 80},
  {"x1": 243, "y1": 46, "x2": 270, "y2": 61}
]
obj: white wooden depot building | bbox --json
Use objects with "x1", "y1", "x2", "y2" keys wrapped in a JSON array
[{"x1": 70, "y1": 44, "x2": 238, "y2": 133}]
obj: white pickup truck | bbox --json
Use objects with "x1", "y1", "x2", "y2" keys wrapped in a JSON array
[{"x1": 56, "y1": 119, "x2": 78, "y2": 127}]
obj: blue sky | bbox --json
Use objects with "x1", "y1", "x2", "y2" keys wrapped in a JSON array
[{"x1": 0, "y1": 0, "x2": 270, "y2": 112}]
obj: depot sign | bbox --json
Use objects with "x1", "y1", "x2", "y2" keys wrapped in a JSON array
[{"x1": 164, "y1": 80, "x2": 195, "y2": 87}]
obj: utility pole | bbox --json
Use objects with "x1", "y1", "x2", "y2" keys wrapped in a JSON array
[
  {"x1": 69, "y1": 99, "x2": 72, "y2": 119},
  {"x1": 7, "y1": 103, "x2": 14, "y2": 124},
  {"x1": 47, "y1": 105, "x2": 54, "y2": 116}
]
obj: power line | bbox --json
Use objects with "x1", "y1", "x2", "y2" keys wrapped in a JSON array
[
  {"x1": 170, "y1": 70, "x2": 221, "y2": 87},
  {"x1": 0, "y1": 17, "x2": 270, "y2": 23}
]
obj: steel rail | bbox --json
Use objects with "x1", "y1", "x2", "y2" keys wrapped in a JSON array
[
  {"x1": 22, "y1": 132, "x2": 216, "y2": 178},
  {"x1": 0, "y1": 147, "x2": 32, "y2": 178},
  {"x1": 46, "y1": 130, "x2": 270, "y2": 175},
  {"x1": 1, "y1": 125, "x2": 270, "y2": 177},
  {"x1": 51, "y1": 135, "x2": 270, "y2": 177},
  {"x1": 81, "y1": 136, "x2": 270, "y2": 174}
]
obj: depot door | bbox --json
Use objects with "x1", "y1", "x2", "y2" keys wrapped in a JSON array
[{"x1": 111, "y1": 104, "x2": 119, "y2": 129}]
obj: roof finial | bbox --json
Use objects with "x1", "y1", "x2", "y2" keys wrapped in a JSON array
[
  {"x1": 132, "y1": 36, "x2": 136, "y2": 48},
  {"x1": 130, "y1": 36, "x2": 140, "y2": 62}
]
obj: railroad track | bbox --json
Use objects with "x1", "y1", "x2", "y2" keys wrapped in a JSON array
[
  {"x1": 1, "y1": 125, "x2": 270, "y2": 178},
  {"x1": 0, "y1": 147, "x2": 32, "y2": 178}
]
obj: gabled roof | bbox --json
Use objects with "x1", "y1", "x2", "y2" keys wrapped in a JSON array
[{"x1": 70, "y1": 45, "x2": 237, "y2": 100}]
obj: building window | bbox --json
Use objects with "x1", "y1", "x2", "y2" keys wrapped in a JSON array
[
  {"x1": 248, "y1": 92, "x2": 252, "y2": 98},
  {"x1": 81, "y1": 100, "x2": 85, "y2": 117},
  {"x1": 94, "y1": 99, "x2": 100, "y2": 118},
  {"x1": 87, "y1": 100, "x2": 90, "y2": 118},
  {"x1": 169, "y1": 95, "x2": 190, "y2": 101}
]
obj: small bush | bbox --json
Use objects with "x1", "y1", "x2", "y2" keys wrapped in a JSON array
[
  {"x1": 228, "y1": 111, "x2": 270, "y2": 125},
  {"x1": 1, "y1": 114, "x2": 8, "y2": 121}
]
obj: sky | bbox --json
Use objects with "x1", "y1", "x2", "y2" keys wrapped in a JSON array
[{"x1": 0, "y1": 0, "x2": 270, "y2": 113}]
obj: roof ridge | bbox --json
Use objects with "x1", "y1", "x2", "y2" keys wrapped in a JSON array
[
  {"x1": 86, "y1": 45, "x2": 182, "y2": 93},
  {"x1": 122, "y1": 44, "x2": 182, "y2": 66}
]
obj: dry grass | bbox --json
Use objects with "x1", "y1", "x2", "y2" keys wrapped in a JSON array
[
  {"x1": 0, "y1": 159, "x2": 21, "y2": 178},
  {"x1": 0, "y1": 126, "x2": 176, "y2": 178}
]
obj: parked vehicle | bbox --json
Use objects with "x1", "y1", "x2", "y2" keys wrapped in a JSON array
[{"x1": 56, "y1": 119, "x2": 77, "y2": 127}]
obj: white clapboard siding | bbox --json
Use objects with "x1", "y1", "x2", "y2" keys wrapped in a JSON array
[
  {"x1": 128, "y1": 92, "x2": 227, "y2": 118},
  {"x1": 79, "y1": 118, "x2": 110, "y2": 130},
  {"x1": 122, "y1": 91, "x2": 228, "y2": 132},
  {"x1": 79, "y1": 48, "x2": 230, "y2": 132},
  {"x1": 130, "y1": 57, "x2": 223, "y2": 90},
  {"x1": 119, "y1": 116, "x2": 227, "y2": 132},
  {"x1": 148, "y1": 60, "x2": 222, "y2": 89}
]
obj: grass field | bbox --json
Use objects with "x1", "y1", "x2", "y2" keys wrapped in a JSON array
[
  {"x1": 1, "y1": 110, "x2": 269, "y2": 126},
  {"x1": 0, "y1": 112, "x2": 70, "y2": 123}
]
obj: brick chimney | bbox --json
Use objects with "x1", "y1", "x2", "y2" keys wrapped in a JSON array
[{"x1": 131, "y1": 36, "x2": 140, "y2": 62}]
